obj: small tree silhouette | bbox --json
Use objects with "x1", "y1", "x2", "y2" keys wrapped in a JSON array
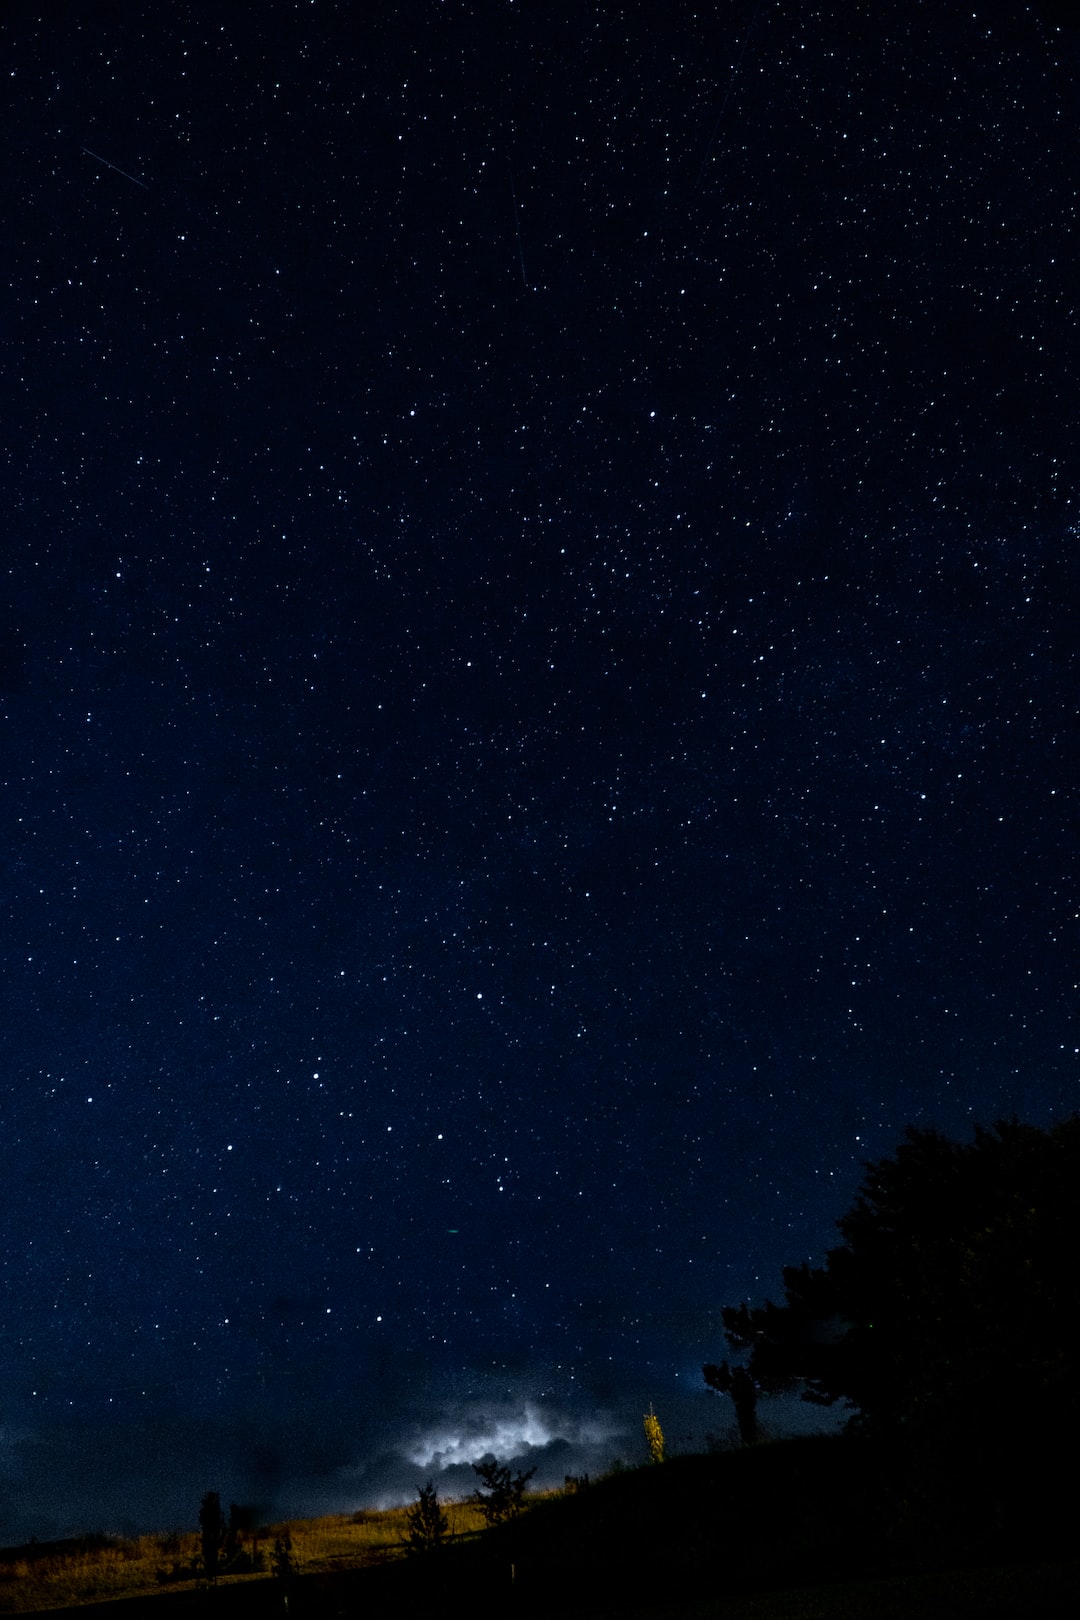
[
  {"x1": 198, "y1": 1491, "x2": 226, "y2": 1580},
  {"x1": 196, "y1": 1492, "x2": 261, "y2": 1578},
  {"x1": 271, "y1": 1531, "x2": 297, "y2": 1582},
  {"x1": 404, "y1": 1479, "x2": 449, "y2": 1557},
  {"x1": 270, "y1": 1531, "x2": 296, "y2": 1616},
  {"x1": 470, "y1": 1456, "x2": 536, "y2": 1525}
]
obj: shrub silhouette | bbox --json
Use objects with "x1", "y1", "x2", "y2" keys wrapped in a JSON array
[
  {"x1": 270, "y1": 1531, "x2": 296, "y2": 1583},
  {"x1": 196, "y1": 1493, "x2": 263, "y2": 1579},
  {"x1": 403, "y1": 1480, "x2": 449, "y2": 1557},
  {"x1": 470, "y1": 1456, "x2": 536, "y2": 1525}
]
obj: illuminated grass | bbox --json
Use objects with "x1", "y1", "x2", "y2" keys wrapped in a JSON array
[
  {"x1": 262, "y1": 1499, "x2": 490, "y2": 1570},
  {"x1": 0, "y1": 1498, "x2": 493, "y2": 1612},
  {"x1": 0, "y1": 1533, "x2": 200, "y2": 1612}
]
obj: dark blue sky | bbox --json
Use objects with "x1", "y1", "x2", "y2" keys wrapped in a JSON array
[{"x1": 1, "y1": 0, "x2": 1076, "y2": 1539}]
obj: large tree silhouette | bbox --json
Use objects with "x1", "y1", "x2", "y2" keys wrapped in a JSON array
[{"x1": 707, "y1": 1118, "x2": 1080, "y2": 1479}]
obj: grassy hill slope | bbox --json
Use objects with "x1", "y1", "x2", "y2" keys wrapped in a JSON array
[{"x1": 3, "y1": 1433, "x2": 1078, "y2": 1618}]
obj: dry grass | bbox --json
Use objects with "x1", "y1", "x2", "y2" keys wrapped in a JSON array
[
  {"x1": 0, "y1": 1533, "x2": 198, "y2": 1613},
  {"x1": 0, "y1": 1498, "x2": 493, "y2": 1613},
  {"x1": 262, "y1": 1498, "x2": 489, "y2": 1570}
]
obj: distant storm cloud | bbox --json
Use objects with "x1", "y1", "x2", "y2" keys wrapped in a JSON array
[
  {"x1": 278, "y1": 1388, "x2": 635, "y2": 1519},
  {"x1": 406, "y1": 1401, "x2": 623, "y2": 1472}
]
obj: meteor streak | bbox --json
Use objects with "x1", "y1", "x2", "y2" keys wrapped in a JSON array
[{"x1": 81, "y1": 146, "x2": 149, "y2": 189}]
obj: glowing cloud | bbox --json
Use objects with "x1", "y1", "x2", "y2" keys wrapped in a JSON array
[{"x1": 406, "y1": 1402, "x2": 623, "y2": 1472}]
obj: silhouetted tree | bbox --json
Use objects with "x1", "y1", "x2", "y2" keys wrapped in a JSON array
[
  {"x1": 703, "y1": 1361, "x2": 762, "y2": 1445},
  {"x1": 198, "y1": 1491, "x2": 226, "y2": 1580},
  {"x1": 220, "y1": 1503, "x2": 263, "y2": 1573},
  {"x1": 270, "y1": 1531, "x2": 296, "y2": 1582},
  {"x1": 270, "y1": 1530, "x2": 296, "y2": 1615},
  {"x1": 704, "y1": 1294, "x2": 801, "y2": 1444},
  {"x1": 708, "y1": 1118, "x2": 1080, "y2": 1504},
  {"x1": 195, "y1": 1493, "x2": 260, "y2": 1579},
  {"x1": 470, "y1": 1456, "x2": 536, "y2": 1525},
  {"x1": 403, "y1": 1479, "x2": 449, "y2": 1557}
]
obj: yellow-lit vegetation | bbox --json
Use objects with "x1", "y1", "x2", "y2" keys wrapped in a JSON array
[
  {"x1": 642, "y1": 1407, "x2": 665, "y2": 1465},
  {"x1": 0, "y1": 1499, "x2": 493, "y2": 1613}
]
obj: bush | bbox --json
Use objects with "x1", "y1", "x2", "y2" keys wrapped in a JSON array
[
  {"x1": 470, "y1": 1456, "x2": 536, "y2": 1525},
  {"x1": 403, "y1": 1481, "x2": 449, "y2": 1558}
]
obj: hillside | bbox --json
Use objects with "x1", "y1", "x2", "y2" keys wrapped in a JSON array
[{"x1": 4, "y1": 1433, "x2": 1080, "y2": 1618}]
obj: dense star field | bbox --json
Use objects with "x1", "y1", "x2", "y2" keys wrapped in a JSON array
[{"x1": 1, "y1": 0, "x2": 1076, "y2": 1539}]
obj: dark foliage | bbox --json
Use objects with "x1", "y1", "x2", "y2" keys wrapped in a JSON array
[
  {"x1": 702, "y1": 1360, "x2": 765, "y2": 1445},
  {"x1": 270, "y1": 1531, "x2": 296, "y2": 1583},
  {"x1": 704, "y1": 1291, "x2": 806, "y2": 1445},
  {"x1": 708, "y1": 1117, "x2": 1080, "y2": 1541},
  {"x1": 470, "y1": 1455, "x2": 536, "y2": 1526},
  {"x1": 198, "y1": 1491, "x2": 226, "y2": 1580},
  {"x1": 403, "y1": 1479, "x2": 449, "y2": 1558},
  {"x1": 197, "y1": 1491, "x2": 263, "y2": 1580}
]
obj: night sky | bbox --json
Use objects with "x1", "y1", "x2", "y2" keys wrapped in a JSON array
[{"x1": 2, "y1": 0, "x2": 1077, "y2": 1540}]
